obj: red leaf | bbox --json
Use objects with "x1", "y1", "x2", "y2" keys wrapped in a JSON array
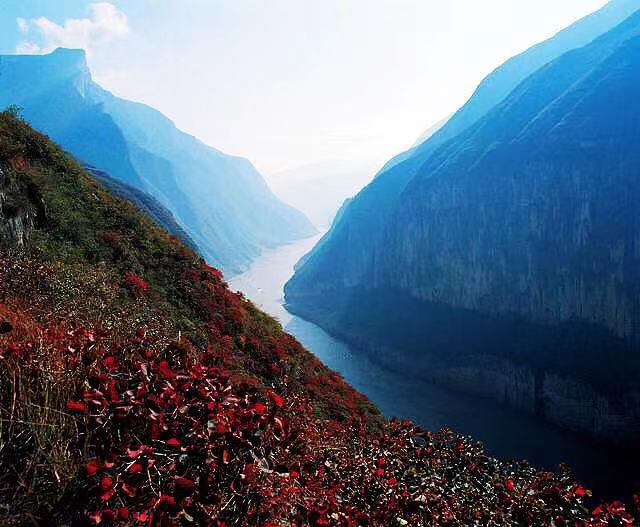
[
  {"x1": 127, "y1": 445, "x2": 145, "y2": 459},
  {"x1": 166, "y1": 438, "x2": 181, "y2": 448},
  {"x1": 505, "y1": 479, "x2": 515, "y2": 492},
  {"x1": 175, "y1": 476, "x2": 195, "y2": 492},
  {"x1": 129, "y1": 462, "x2": 144, "y2": 475},
  {"x1": 124, "y1": 272, "x2": 149, "y2": 294},
  {"x1": 99, "y1": 488, "x2": 115, "y2": 502},
  {"x1": 158, "y1": 360, "x2": 176, "y2": 379},
  {"x1": 267, "y1": 390, "x2": 285, "y2": 408},
  {"x1": 67, "y1": 400, "x2": 87, "y2": 413},
  {"x1": 103, "y1": 355, "x2": 117, "y2": 371},
  {"x1": 86, "y1": 459, "x2": 101, "y2": 477},
  {"x1": 150, "y1": 422, "x2": 162, "y2": 440},
  {"x1": 121, "y1": 482, "x2": 136, "y2": 498},
  {"x1": 253, "y1": 403, "x2": 268, "y2": 414},
  {"x1": 100, "y1": 476, "x2": 114, "y2": 491}
]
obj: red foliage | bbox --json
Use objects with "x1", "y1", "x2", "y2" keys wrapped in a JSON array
[
  {"x1": 66, "y1": 400, "x2": 87, "y2": 413},
  {"x1": 10, "y1": 155, "x2": 28, "y2": 171},
  {"x1": 1, "y1": 252, "x2": 638, "y2": 526},
  {"x1": 123, "y1": 271, "x2": 150, "y2": 295},
  {"x1": 6, "y1": 324, "x2": 629, "y2": 526},
  {"x1": 85, "y1": 459, "x2": 101, "y2": 477}
]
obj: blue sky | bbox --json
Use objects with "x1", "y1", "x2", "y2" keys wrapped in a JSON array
[{"x1": 1, "y1": 1, "x2": 609, "y2": 174}]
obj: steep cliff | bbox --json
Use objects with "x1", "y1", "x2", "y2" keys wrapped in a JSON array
[
  {"x1": 376, "y1": 11, "x2": 640, "y2": 341},
  {"x1": 287, "y1": 7, "x2": 640, "y2": 442},
  {"x1": 0, "y1": 162, "x2": 43, "y2": 247},
  {"x1": 288, "y1": 0, "x2": 640, "y2": 301},
  {"x1": 0, "y1": 48, "x2": 315, "y2": 273}
]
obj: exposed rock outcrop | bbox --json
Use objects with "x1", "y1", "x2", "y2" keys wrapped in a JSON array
[{"x1": 0, "y1": 163, "x2": 44, "y2": 247}]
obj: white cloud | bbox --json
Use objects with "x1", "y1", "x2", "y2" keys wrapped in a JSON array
[
  {"x1": 16, "y1": 17, "x2": 29, "y2": 33},
  {"x1": 16, "y1": 2, "x2": 129, "y2": 56},
  {"x1": 15, "y1": 40, "x2": 42, "y2": 54}
]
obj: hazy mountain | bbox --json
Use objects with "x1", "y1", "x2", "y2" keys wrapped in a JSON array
[
  {"x1": 0, "y1": 48, "x2": 315, "y2": 274},
  {"x1": 286, "y1": 5, "x2": 640, "y2": 443},
  {"x1": 267, "y1": 160, "x2": 378, "y2": 228},
  {"x1": 289, "y1": 0, "x2": 640, "y2": 307}
]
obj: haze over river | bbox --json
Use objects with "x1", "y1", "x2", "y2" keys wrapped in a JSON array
[{"x1": 230, "y1": 232, "x2": 639, "y2": 498}]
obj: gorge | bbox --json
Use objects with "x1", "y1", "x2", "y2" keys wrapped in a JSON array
[
  {"x1": 231, "y1": 234, "x2": 640, "y2": 498},
  {"x1": 4, "y1": 112, "x2": 629, "y2": 524},
  {"x1": 3, "y1": 1, "x2": 640, "y2": 523}
]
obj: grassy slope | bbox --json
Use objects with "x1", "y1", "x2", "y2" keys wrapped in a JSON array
[{"x1": 0, "y1": 113, "x2": 636, "y2": 526}]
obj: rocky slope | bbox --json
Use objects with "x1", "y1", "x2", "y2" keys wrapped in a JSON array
[
  {"x1": 2, "y1": 112, "x2": 639, "y2": 526},
  {"x1": 287, "y1": 5, "x2": 640, "y2": 442},
  {"x1": 0, "y1": 48, "x2": 315, "y2": 274}
]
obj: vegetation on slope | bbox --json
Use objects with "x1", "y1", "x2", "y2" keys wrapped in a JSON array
[
  {"x1": 0, "y1": 112, "x2": 638, "y2": 526},
  {"x1": 85, "y1": 165, "x2": 200, "y2": 254}
]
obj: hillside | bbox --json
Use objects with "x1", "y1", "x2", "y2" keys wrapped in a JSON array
[
  {"x1": 286, "y1": 9, "x2": 640, "y2": 443},
  {"x1": 0, "y1": 48, "x2": 315, "y2": 274},
  {"x1": 85, "y1": 165, "x2": 199, "y2": 253},
  {"x1": 1, "y1": 113, "x2": 637, "y2": 525}
]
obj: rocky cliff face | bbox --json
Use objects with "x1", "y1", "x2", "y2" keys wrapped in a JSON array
[
  {"x1": 378, "y1": 155, "x2": 640, "y2": 342},
  {"x1": 286, "y1": 9, "x2": 640, "y2": 443},
  {"x1": 0, "y1": 162, "x2": 44, "y2": 248},
  {"x1": 287, "y1": 0, "x2": 640, "y2": 303},
  {"x1": 429, "y1": 359, "x2": 640, "y2": 445},
  {"x1": 375, "y1": 15, "x2": 640, "y2": 342}
]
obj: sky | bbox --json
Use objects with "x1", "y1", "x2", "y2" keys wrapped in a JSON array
[{"x1": 0, "y1": 0, "x2": 609, "y2": 175}]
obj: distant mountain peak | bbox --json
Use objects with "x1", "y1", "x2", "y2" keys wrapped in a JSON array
[
  {"x1": 0, "y1": 47, "x2": 91, "y2": 96},
  {"x1": 50, "y1": 47, "x2": 86, "y2": 58},
  {"x1": 43, "y1": 47, "x2": 89, "y2": 72}
]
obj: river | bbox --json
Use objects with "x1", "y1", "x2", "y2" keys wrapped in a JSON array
[{"x1": 229, "y1": 233, "x2": 638, "y2": 498}]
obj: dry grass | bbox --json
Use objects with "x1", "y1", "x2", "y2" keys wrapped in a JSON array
[{"x1": 0, "y1": 303, "x2": 83, "y2": 522}]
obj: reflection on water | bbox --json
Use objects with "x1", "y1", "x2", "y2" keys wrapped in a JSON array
[{"x1": 230, "y1": 233, "x2": 638, "y2": 497}]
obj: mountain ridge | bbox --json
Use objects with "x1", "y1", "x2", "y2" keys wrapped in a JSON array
[
  {"x1": 0, "y1": 47, "x2": 316, "y2": 274},
  {"x1": 288, "y1": 0, "x2": 640, "y2": 301}
]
